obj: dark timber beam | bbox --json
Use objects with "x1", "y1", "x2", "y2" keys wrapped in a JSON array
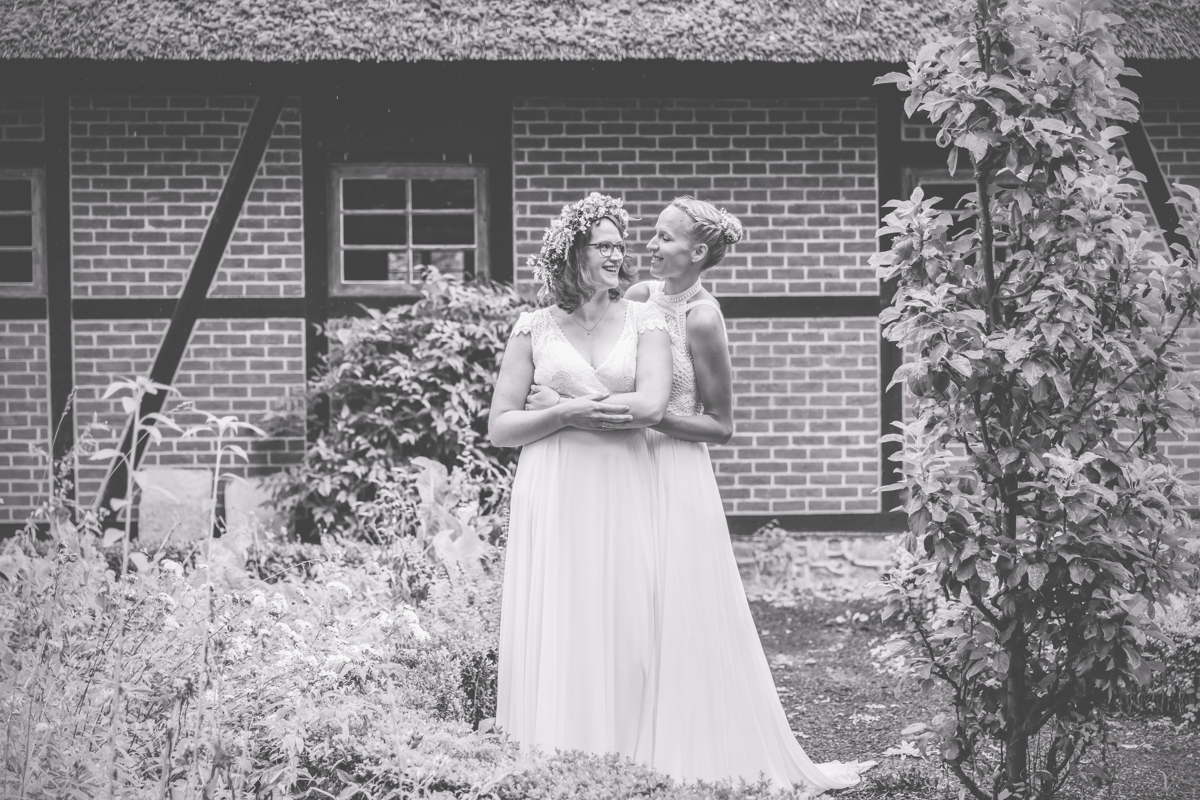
[
  {"x1": 94, "y1": 95, "x2": 286, "y2": 518},
  {"x1": 299, "y1": 94, "x2": 330, "y2": 543},
  {"x1": 876, "y1": 92, "x2": 905, "y2": 518},
  {"x1": 71, "y1": 297, "x2": 306, "y2": 320},
  {"x1": 1124, "y1": 119, "x2": 1193, "y2": 258},
  {"x1": 45, "y1": 94, "x2": 74, "y2": 490},
  {"x1": 727, "y1": 512, "x2": 906, "y2": 536}
]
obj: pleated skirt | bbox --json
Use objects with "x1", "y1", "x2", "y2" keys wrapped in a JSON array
[{"x1": 497, "y1": 427, "x2": 658, "y2": 760}]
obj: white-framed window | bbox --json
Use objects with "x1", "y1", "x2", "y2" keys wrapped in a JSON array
[
  {"x1": 902, "y1": 166, "x2": 1013, "y2": 256},
  {"x1": 902, "y1": 166, "x2": 976, "y2": 222},
  {"x1": 0, "y1": 167, "x2": 45, "y2": 297},
  {"x1": 329, "y1": 164, "x2": 489, "y2": 296}
]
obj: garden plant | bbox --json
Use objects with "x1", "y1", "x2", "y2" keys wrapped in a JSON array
[
  {"x1": 2, "y1": 378, "x2": 839, "y2": 799},
  {"x1": 875, "y1": 0, "x2": 1200, "y2": 798},
  {"x1": 268, "y1": 268, "x2": 533, "y2": 540}
]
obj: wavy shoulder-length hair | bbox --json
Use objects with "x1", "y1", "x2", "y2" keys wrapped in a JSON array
[{"x1": 547, "y1": 215, "x2": 638, "y2": 313}]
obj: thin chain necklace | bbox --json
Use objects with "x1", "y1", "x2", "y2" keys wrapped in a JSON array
[
  {"x1": 661, "y1": 279, "x2": 703, "y2": 304},
  {"x1": 568, "y1": 298, "x2": 615, "y2": 336}
]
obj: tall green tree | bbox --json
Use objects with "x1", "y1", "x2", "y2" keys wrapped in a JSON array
[{"x1": 875, "y1": 1, "x2": 1200, "y2": 797}]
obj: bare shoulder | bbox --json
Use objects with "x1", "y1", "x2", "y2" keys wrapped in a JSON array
[
  {"x1": 624, "y1": 281, "x2": 653, "y2": 302},
  {"x1": 685, "y1": 293, "x2": 724, "y2": 336}
]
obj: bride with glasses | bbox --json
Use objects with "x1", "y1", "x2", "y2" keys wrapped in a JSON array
[{"x1": 488, "y1": 193, "x2": 671, "y2": 759}]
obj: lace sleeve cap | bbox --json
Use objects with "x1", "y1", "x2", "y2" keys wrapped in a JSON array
[
  {"x1": 509, "y1": 311, "x2": 534, "y2": 339},
  {"x1": 635, "y1": 301, "x2": 668, "y2": 335}
]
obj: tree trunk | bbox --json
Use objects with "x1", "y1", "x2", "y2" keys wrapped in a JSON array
[{"x1": 1004, "y1": 625, "x2": 1030, "y2": 797}]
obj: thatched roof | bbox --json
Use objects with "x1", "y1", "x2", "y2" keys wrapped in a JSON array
[{"x1": 1, "y1": 0, "x2": 1199, "y2": 62}]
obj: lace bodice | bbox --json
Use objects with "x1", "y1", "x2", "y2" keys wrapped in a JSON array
[
  {"x1": 509, "y1": 301, "x2": 668, "y2": 399},
  {"x1": 646, "y1": 282, "x2": 727, "y2": 417}
]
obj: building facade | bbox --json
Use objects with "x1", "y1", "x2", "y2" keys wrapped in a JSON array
[{"x1": 1, "y1": 7, "x2": 1199, "y2": 535}]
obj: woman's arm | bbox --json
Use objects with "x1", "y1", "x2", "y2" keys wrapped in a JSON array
[
  {"x1": 650, "y1": 305, "x2": 734, "y2": 444},
  {"x1": 488, "y1": 333, "x2": 634, "y2": 447},
  {"x1": 602, "y1": 326, "x2": 672, "y2": 427},
  {"x1": 624, "y1": 281, "x2": 652, "y2": 302}
]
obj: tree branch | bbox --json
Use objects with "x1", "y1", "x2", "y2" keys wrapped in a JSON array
[{"x1": 950, "y1": 759, "x2": 992, "y2": 800}]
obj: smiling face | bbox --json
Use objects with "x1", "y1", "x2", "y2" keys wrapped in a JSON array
[
  {"x1": 647, "y1": 205, "x2": 705, "y2": 281},
  {"x1": 583, "y1": 217, "x2": 625, "y2": 293}
]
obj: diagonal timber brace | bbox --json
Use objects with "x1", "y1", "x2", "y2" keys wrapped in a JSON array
[
  {"x1": 94, "y1": 95, "x2": 286, "y2": 519},
  {"x1": 1124, "y1": 118, "x2": 1194, "y2": 259}
]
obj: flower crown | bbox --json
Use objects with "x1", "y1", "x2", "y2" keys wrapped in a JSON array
[{"x1": 528, "y1": 192, "x2": 630, "y2": 300}]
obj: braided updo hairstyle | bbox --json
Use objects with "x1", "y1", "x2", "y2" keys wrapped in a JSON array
[{"x1": 671, "y1": 195, "x2": 744, "y2": 270}]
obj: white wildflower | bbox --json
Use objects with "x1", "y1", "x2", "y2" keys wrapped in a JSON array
[
  {"x1": 271, "y1": 593, "x2": 288, "y2": 615},
  {"x1": 275, "y1": 621, "x2": 305, "y2": 646},
  {"x1": 159, "y1": 559, "x2": 183, "y2": 579},
  {"x1": 326, "y1": 580, "x2": 353, "y2": 598},
  {"x1": 162, "y1": 615, "x2": 181, "y2": 631},
  {"x1": 250, "y1": 590, "x2": 267, "y2": 609},
  {"x1": 401, "y1": 605, "x2": 431, "y2": 642}
]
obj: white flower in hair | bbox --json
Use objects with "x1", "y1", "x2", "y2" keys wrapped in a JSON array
[
  {"x1": 528, "y1": 192, "x2": 630, "y2": 299},
  {"x1": 717, "y1": 208, "x2": 741, "y2": 244}
]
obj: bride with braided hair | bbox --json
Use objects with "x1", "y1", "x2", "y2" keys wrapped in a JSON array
[{"x1": 529, "y1": 196, "x2": 875, "y2": 792}]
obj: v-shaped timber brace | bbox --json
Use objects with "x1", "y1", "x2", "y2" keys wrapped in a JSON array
[{"x1": 94, "y1": 95, "x2": 286, "y2": 520}]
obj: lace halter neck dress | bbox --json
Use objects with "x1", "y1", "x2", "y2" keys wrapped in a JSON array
[
  {"x1": 497, "y1": 300, "x2": 667, "y2": 762},
  {"x1": 643, "y1": 281, "x2": 870, "y2": 792}
]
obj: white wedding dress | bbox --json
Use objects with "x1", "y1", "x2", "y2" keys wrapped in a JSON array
[
  {"x1": 497, "y1": 301, "x2": 667, "y2": 760},
  {"x1": 643, "y1": 281, "x2": 870, "y2": 792}
]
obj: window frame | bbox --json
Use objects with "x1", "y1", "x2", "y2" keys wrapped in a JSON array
[
  {"x1": 0, "y1": 166, "x2": 46, "y2": 298},
  {"x1": 902, "y1": 166, "x2": 977, "y2": 210},
  {"x1": 328, "y1": 163, "x2": 490, "y2": 297}
]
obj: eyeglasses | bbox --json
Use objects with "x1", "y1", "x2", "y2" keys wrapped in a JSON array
[{"x1": 586, "y1": 242, "x2": 627, "y2": 259}]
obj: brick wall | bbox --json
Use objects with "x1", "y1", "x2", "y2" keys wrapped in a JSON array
[
  {"x1": 0, "y1": 321, "x2": 51, "y2": 523},
  {"x1": 513, "y1": 98, "x2": 878, "y2": 296},
  {"x1": 901, "y1": 117, "x2": 940, "y2": 143},
  {"x1": 0, "y1": 97, "x2": 44, "y2": 142},
  {"x1": 73, "y1": 318, "x2": 306, "y2": 504},
  {"x1": 713, "y1": 318, "x2": 879, "y2": 515},
  {"x1": 1143, "y1": 97, "x2": 1200, "y2": 189},
  {"x1": 70, "y1": 95, "x2": 303, "y2": 298}
]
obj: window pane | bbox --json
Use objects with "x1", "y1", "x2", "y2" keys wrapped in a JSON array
[
  {"x1": 0, "y1": 180, "x2": 31, "y2": 212},
  {"x1": 0, "y1": 250, "x2": 33, "y2": 284},
  {"x1": 344, "y1": 215, "x2": 406, "y2": 246},
  {"x1": 414, "y1": 249, "x2": 473, "y2": 277},
  {"x1": 920, "y1": 182, "x2": 973, "y2": 210},
  {"x1": 413, "y1": 215, "x2": 474, "y2": 245},
  {"x1": 0, "y1": 215, "x2": 32, "y2": 247},
  {"x1": 412, "y1": 179, "x2": 474, "y2": 210},
  {"x1": 343, "y1": 179, "x2": 406, "y2": 210},
  {"x1": 344, "y1": 250, "x2": 411, "y2": 282}
]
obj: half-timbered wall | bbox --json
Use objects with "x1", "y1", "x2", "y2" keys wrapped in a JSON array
[
  {"x1": 513, "y1": 97, "x2": 882, "y2": 516},
  {"x1": 2, "y1": 78, "x2": 1199, "y2": 533}
]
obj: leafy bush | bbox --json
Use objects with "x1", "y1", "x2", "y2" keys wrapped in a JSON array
[
  {"x1": 1123, "y1": 592, "x2": 1200, "y2": 726},
  {"x1": 874, "y1": 1, "x2": 1200, "y2": 797},
  {"x1": 269, "y1": 269, "x2": 533, "y2": 539},
  {"x1": 1, "y1": 455, "x2": 504, "y2": 798}
]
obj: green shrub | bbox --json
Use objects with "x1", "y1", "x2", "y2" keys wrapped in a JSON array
[
  {"x1": 1, "y1": 464, "x2": 505, "y2": 798},
  {"x1": 269, "y1": 269, "x2": 533, "y2": 539},
  {"x1": 1123, "y1": 592, "x2": 1200, "y2": 726},
  {"x1": 875, "y1": 1, "x2": 1200, "y2": 796}
]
